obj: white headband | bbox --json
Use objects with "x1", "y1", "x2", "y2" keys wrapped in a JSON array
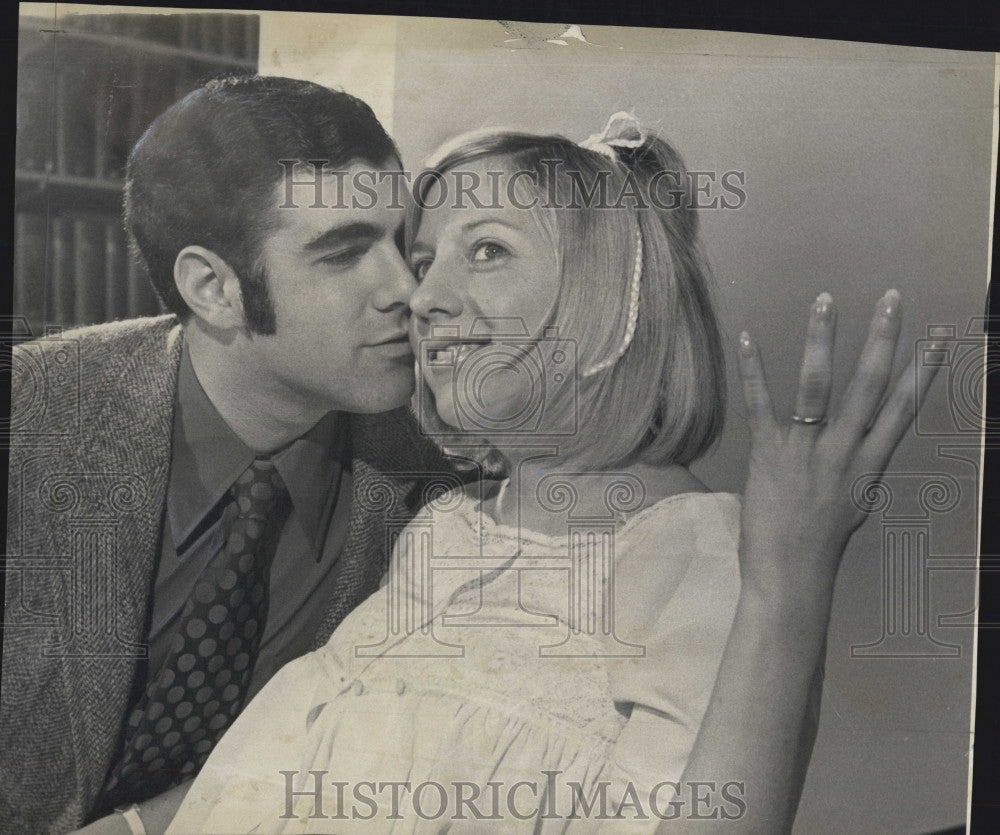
[{"x1": 579, "y1": 112, "x2": 646, "y2": 378}]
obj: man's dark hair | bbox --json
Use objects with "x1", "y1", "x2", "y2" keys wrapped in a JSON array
[{"x1": 124, "y1": 75, "x2": 400, "y2": 333}]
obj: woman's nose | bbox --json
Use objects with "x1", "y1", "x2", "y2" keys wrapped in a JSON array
[{"x1": 409, "y1": 262, "x2": 464, "y2": 320}]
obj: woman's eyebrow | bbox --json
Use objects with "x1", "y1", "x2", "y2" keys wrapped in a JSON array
[
  {"x1": 303, "y1": 221, "x2": 383, "y2": 251},
  {"x1": 408, "y1": 216, "x2": 525, "y2": 254},
  {"x1": 460, "y1": 217, "x2": 523, "y2": 234}
]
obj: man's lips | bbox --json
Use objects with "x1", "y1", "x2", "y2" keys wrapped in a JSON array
[{"x1": 368, "y1": 333, "x2": 413, "y2": 352}]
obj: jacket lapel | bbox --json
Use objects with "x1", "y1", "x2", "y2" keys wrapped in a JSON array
[
  {"x1": 311, "y1": 412, "x2": 416, "y2": 647},
  {"x1": 62, "y1": 319, "x2": 182, "y2": 815}
]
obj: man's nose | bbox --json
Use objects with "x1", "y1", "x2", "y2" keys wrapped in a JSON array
[
  {"x1": 409, "y1": 261, "x2": 463, "y2": 321},
  {"x1": 372, "y1": 245, "x2": 418, "y2": 311}
]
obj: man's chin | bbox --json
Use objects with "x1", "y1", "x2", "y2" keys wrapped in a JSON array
[{"x1": 347, "y1": 375, "x2": 416, "y2": 415}]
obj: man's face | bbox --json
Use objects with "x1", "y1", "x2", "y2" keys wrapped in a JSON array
[{"x1": 242, "y1": 161, "x2": 417, "y2": 416}]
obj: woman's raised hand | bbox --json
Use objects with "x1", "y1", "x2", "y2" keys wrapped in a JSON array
[{"x1": 736, "y1": 290, "x2": 941, "y2": 606}]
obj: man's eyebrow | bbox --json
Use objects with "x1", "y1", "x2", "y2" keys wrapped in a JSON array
[{"x1": 303, "y1": 221, "x2": 384, "y2": 251}]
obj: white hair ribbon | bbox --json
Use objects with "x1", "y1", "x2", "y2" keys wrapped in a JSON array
[{"x1": 578, "y1": 111, "x2": 646, "y2": 160}]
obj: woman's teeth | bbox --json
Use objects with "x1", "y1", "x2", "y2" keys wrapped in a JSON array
[{"x1": 427, "y1": 340, "x2": 491, "y2": 364}]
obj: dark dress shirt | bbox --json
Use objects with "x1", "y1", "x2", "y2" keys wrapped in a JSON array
[{"x1": 144, "y1": 346, "x2": 354, "y2": 702}]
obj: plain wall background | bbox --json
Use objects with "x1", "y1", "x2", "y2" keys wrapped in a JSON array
[{"x1": 270, "y1": 13, "x2": 993, "y2": 833}]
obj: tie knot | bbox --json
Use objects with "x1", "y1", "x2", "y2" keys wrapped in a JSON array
[{"x1": 230, "y1": 456, "x2": 291, "y2": 520}]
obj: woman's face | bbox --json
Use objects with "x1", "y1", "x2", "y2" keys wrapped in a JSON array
[{"x1": 408, "y1": 158, "x2": 562, "y2": 435}]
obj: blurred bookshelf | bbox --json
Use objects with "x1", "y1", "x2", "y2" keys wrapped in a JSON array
[{"x1": 14, "y1": 12, "x2": 260, "y2": 338}]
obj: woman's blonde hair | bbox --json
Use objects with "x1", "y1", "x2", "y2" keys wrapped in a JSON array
[{"x1": 407, "y1": 128, "x2": 726, "y2": 472}]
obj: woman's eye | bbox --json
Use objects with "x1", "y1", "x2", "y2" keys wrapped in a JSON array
[
  {"x1": 470, "y1": 242, "x2": 509, "y2": 263},
  {"x1": 412, "y1": 258, "x2": 433, "y2": 281}
]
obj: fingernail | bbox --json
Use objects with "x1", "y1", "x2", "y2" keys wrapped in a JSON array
[
  {"x1": 879, "y1": 289, "x2": 901, "y2": 318},
  {"x1": 739, "y1": 331, "x2": 753, "y2": 356},
  {"x1": 813, "y1": 291, "x2": 834, "y2": 322}
]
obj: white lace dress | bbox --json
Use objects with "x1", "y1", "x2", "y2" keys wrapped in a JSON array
[{"x1": 168, "y1": 488, "x2": 742, "y2": 834}]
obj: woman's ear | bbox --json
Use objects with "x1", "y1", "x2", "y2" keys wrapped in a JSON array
[{"x1": 173, "y1": 245, "x2": 246, "y2": 329}]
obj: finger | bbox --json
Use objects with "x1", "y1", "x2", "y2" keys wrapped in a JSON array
[
  {"x1": 831, "y1": 289, "x2": 903, "y2": 440},
  {"x1": 791, "y1": 292, "x2": 837, "y2": 429},
  {"x1": 738, "y1": 331, "x2": 778, "y2": 444},
  {"x1": 858, "y1": 341, "x2": 943, "y2": 470}
]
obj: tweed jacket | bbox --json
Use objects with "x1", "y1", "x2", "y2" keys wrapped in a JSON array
[{"x1": 1, "y1": 316, "x2": 456, "y2": 833}]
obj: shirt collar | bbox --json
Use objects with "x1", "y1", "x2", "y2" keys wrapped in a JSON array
[
  {"x1": 167, "y1": 345, "x2": 348, "y2": 556},
  {"x1": 270, "y1": 410, "x2": 348, "y2": 557}
]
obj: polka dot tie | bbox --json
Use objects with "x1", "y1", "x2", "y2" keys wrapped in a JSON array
[{"x1": 101, "y1": 456, "x2": 292, "y2": 804}]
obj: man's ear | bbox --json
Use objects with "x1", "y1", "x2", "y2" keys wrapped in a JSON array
[{"x1": 173, "y1": 245, "x2": 246, "y2": 329}]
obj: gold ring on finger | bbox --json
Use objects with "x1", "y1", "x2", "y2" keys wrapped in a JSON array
[{"x1": 790, "y1": 413, "x2": 827, "y2": 426}]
